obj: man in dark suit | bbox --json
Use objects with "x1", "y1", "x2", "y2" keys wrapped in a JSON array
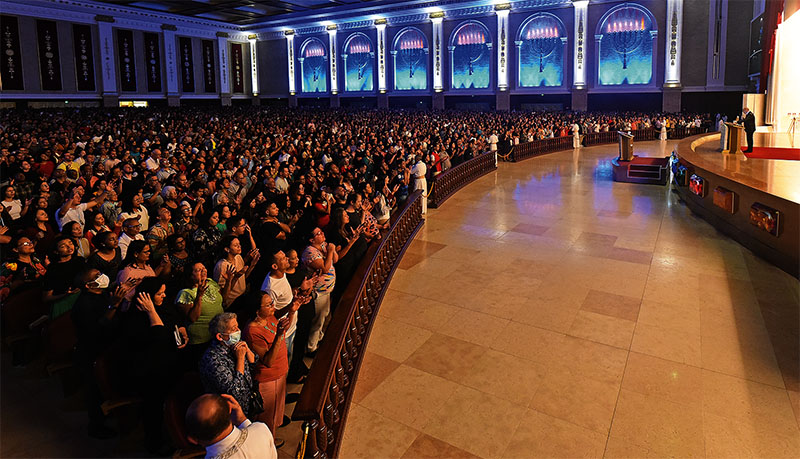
[{"x1": 740, "y1": 107, "x2": 756, "y2": 152}]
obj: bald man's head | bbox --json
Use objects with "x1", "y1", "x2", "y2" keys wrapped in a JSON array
[{"x1": 185, "y1": 394, "x2": 232, "y2": 445}]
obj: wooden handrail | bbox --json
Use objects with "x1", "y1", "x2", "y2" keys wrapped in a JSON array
[
  {"x1": 509, "y1": 126, "x2": 707, "y2": 162},
  {"x1": 292, "y1": 190, "x2": 425, "y2": 459},
  {"x1": 428, "y1": 151, "x2": 497, "y2": 208}
]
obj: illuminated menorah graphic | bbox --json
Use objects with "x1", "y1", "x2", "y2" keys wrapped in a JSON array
[
  {"x1": 348, "y1": 40, "x2": 371, "y2": 80},
  {"x1": 398, "y1": 35, "x2": 424, "y2": 79},
  {"x1": 526, "y1": 24, "x2": 559, "y2": 72},
  {"x1": 607, "y1": 17, "x2": 646, "y2": 69},
  {"x1": 457, "y1": 27, "x2": 486, "y2": 75},
  {"x1": 304, "y1": 44, "x2": 324, "y2": 81}
]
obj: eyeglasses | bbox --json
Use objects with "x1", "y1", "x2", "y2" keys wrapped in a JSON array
[
  {"x1": 126, "y1": 224, "x2": 142, "y2": 229},
  {"x1": 18, "y1": 241, "x2": 33, "y2": 247}
]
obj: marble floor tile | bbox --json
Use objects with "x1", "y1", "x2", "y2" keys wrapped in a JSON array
[
  {"x1": 423, "y1": 385, "x2": 527, "y2": 458},
  {"x1": 630, "y1": 322, "x2": 702, "y2": 366},
  {"x1": 610, "y1": 389, "x2": 705, "y2": 458},
  {"x1": 339, "y1": 404, "x2": 420, "y2": 459},
  {"x1": 404, "y1": 333, "x2": 485, "y2": 381},
  {"x1": 400, "y1": 434, "x2": 480, "y2": 459},
  {"x1": 580, "y1": 289, "x2": 642, "y2": 322},
  {"x1": 621, "y1": 351, "x2": 704, "y2": 410},
  {"x1": 545, "y1": 335, "x2": 629, "y2": 385},
  {"x1": 503, "y1": 409, "x2": 607, "y2": 458},
  {"x1": 567, "y1": 310, "x2": 636, "y2": 349},
  {"x1": 359, "y1": 364, "x2": 461, "y2": 428},
  {"x1": 367, "y1": 316, "x2": 433, "y2": 362},
  {"x1": 350, "y1": 351, "x2": 401, "y2": 404}
]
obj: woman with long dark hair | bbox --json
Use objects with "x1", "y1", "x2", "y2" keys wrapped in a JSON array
[{"x1": 192, "y1": 210, "x2": 223, "y2": 265}]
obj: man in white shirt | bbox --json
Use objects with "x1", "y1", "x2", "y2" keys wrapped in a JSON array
[
  {"x1": 118, "y1": 217, "x2": 145, "y2": 258},
  {"x1": 261, "y1": 250, "x2": 302, "y2": 363},
  {"x1": 488, "y1": 132, "x2": 499, "y2": 152},
  {"x1": 186, "y1": 393, "x2": 278, "y2": 459},
  {"x1": 410, "y1": 155, "x2": 427, "y2": 215}
]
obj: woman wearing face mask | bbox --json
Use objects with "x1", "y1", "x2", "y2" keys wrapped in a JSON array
[
  {"x1": 198, "y1": 312, "x2": 258, "y2": 418},
  {"x1": 176, "y1": 262, "x2": 224, "y2": 360},
  {"x1": 121, "y1": 277, "x2": 187, "y2": 453}
]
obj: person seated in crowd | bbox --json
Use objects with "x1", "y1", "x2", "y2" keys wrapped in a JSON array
[
  {"x1": 178, "y1": 262, "x2": 225, "y2": 359},
  {"x1": 118, "y1": 216, "x2": 145, "y2": 259},
  {"x1": 85, "y1": 230, "x2": 123, "y2": 279},
  {"x1": 198, "y1": 312, "x2": 258, "y2": 418},
  {"x1": 185, "y1": 393, "x2": 278, "y2": 459},
  {"x1": 115, "y1": 240, "x2": 170, "y2": 305},
  {"x1": 42, "y1": 235, "x2": 86, "y2": 317},
  {"x1": 0, "y1": 236, "x2": 46, "y2": 302},
  {"x1": 61, "y1": 221, "x2": 91, "y2": 259}
]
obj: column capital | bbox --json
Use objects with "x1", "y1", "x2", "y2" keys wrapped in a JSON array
[
  {"x1": 160, "y1": 24, "x2": 177, "y2": 31},
  {"x1": 216, "y1": 32, "x2": 229, "y2": 38},
  {"x1": 95, "y1": 15, "x2": 114, "y2": 23}
]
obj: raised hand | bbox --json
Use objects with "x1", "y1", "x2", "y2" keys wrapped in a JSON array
[{"x1": 136, "y1": 292, "x2": 156, "y2": 313}]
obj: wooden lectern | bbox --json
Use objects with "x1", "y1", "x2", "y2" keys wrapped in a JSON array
[
  {"x1": 618, "y1": 131, "x2": 634, "y2": 161},
  {"x1": 723, "y1": 122, "x2": 743, "y2": 154}
]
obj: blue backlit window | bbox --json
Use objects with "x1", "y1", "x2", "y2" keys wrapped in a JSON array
[
  {"x1": 342, "y1": 32, "x2": 373, "y2": 92},
  {"x1": 299, "y1": 37, "x2": 327, "y2": 93},
  {"x1": 518, "y1": 13, "x2": 565, "y2": 87},
  {"x1": 392, "y1": 27, "x2": 427, "y2": 91},
  {"x1": 597, "y1": 4, "x2": 656, "y2": 85},
  {"x1": 450, "y1": 21, "x2": 491, "y2": 90}
]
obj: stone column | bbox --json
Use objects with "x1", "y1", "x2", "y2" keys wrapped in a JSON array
[
  {"x1": 217, "y1": 32, "x2": 231, "y2": 106},
  {"x1": 495, "y1": 4, "x2": 510, "y2": 111},
  {"x1": 286, "y1": 31, "x2": 296, "y2": 96},
  {"x1": 571, "y1": 0, "x2": 589, "y2": 112},
  {"x1": 96, "y1": 15, "x2": 118, "y2": 107},
  {"x1": 328, "y1": 25, "x2": 339, "y2": 96},
  {"x1": 663, "y1": 0, "x2": 683, "y2": 112},
  {"x1": 248, "y1": 34, "x2": 259, "y2": 103},
  {"x1": 161, "y1": 24, "x2": 180, "y2": 106},
  {"x1": 431, "y1": 12, "x2": 444, "y2": 95}
]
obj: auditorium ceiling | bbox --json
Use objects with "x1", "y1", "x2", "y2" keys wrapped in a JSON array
[{"x1": 99, "y1": 0, "x2": 418, "y2": 25}]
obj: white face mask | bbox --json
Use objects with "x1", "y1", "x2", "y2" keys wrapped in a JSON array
[
  {"x1": 225, "y1": 330, "x2": 242, "y2": 346},
  {"x1": 91, "y1": 273, "x2": 110, "y2": 289}
]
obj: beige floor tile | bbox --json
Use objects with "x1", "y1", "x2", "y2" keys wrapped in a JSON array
[
  {"x1": 637, "y1": 299, "x2": 702, "y2": 335},
  {"x1": 529, "y1": 366, "x2": 621, "y2": 435},
  {"x1": 404, "y1": 333, "x2": 485, "y2": 381},
  {"x1": 380, "y1": 296, "x2": 462, "y2": 332},
  {"x1": 702, "y1": 370, "x2": 799, "y2": 438},
  {"x1": 703, "y1": 411, "x2": 800, "y2": 458},
  {"x1": 491, "y1": 321, "x2": 564, "y2": 364},
  {"x1": 458, "y1": 349, "x2": 548, "y2": 405},
  {"x1": 568, "y1": 310, "x2": 636, "y2": 349},
  {"x1": 367, "y1": 316, "x2": 433, "y2": 362},
  {"x1": 603, "y1": 436, "x2": 656, "y2": 458},
  {"x1": 423, "y1": 385, "x2": 527, "y2": 458},
  {"x1": 545, "y1": 335, "x2": 629, "y2": 385},
  {"x1": 400, "y1": 434, "x2": 480, "y2": 459},
  {"x1": 338, "y1": 404, "x2": 420, "y2": 459},
  {"x1": 503, "y1": 409, "x2": 607, "y2": 458},
  {"x1": 437, "y1": 309, "x2": 510, "y2": 347},
  {"x1": 580, "y1": 289, "x2": 642, "y2": 322},
  {"x1": 630, "y1": 322, "x2": 702, "y2": 366},
  {"x1": 700, "y1": 333, "x2": 785, "y2": 388},
  {"x1": 513, "y1": 298, "x2": 580, "y2": 333},
  {"x1": 621, "y1": 351, "x2": 703, "y2": 410},
  {"x1": 351, "y1": 351, "x2": 402, "y2": 404},
  {"x1": 789, "y1": 390, "x2": 800, "y2": 430},
  {"x1": 360, "y1": 364, "x2": 460, "y2": 428},
  {"x1": 610, "y1": 389, "x2": 705, "y2": 457}
]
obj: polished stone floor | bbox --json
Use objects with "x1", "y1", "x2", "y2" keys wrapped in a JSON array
[{"x1": 339, "y1": 141, "x2": 800, "y2": 458}]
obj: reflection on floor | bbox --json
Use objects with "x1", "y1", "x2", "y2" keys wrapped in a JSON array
[{"x1": 339, "y1": 141, "x2": 800, "y2": 458}]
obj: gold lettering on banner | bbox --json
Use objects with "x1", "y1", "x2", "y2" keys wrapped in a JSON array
[
  {"x1": 669, "y1": 9, "x2": 678, "y2": 66},
  {"x1": 500, "y1": 23, "x2": 506, "y2": 69},
  {"x1": 577, "y1": 17, "x2": 584, "y2": 70}
]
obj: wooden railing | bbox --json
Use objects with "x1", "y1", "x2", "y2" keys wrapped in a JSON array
[
  {"x1": 292, "y1": 190, "x2": 425, "y2": 459},
  {"x1": 428, "y1": 151, "x2": 497, "y2": 208},
  {"x1": 507, "y1": 126, "x2": 707, "y2": 162}
]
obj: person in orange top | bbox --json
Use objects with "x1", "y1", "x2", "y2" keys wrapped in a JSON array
[{"x1": 244, "y1": 292, "x2": 292, "y2": 443}]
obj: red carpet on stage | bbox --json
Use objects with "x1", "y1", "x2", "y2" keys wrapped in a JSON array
[{"x1": 741, "y1": 146, "x2": 800, "y2": 161}]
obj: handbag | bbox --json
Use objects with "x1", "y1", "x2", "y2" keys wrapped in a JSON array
[{"x1": 249, "y1": 388, "x2": 264, "y2": 416}]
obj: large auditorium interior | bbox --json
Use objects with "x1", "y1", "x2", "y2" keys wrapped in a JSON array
[{"x1": 1, "y1": 0, "x2": 799, "y2": 457}]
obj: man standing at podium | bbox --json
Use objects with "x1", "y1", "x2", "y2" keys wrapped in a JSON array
[{"x1": 740, "y1": 107, "x2": 756, "y2": 152}]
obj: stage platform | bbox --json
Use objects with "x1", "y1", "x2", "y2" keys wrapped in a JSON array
[{"x1": 674, "y1": 132, "x2": 799, "y2": 277}]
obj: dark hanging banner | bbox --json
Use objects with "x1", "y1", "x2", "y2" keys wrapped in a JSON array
[
  {"x1": 36, "y1": 20, "x2": 62, "y2": 90},
  {"x1": 72, "y1": 24, "x2": 95, "y2": 91},
  {"x1": 143, "y1": 32, "x2": 161, "y2": 92},
  {"x1": 201, "y1": 39, "x2": 216, "y2": 92},
  {"x1": 116, "y1": 29, "x2": 136, "y2": 91},
  {"x1": 178, "y1": 36, "x2": 194, "y2": 92},
  {"x1": 231, "y1": 43, "x2": 244, "y2": 93},
  {"x1": 0, "y1": 15, "x2": 24, "y2": 90}
]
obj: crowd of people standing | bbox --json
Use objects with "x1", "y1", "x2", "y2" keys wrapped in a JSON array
[{"x1": 0, "y1": 106, "x2": 709, "y2": 455}]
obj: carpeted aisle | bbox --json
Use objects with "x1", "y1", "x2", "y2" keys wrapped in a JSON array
[{"x1": 741, "y1": 146, "x2": 800, "y2": 161}]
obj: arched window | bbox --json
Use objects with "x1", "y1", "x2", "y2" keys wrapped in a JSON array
[
  {"x1": 342, "y1": 33, "x2": 374, "y2": 92},
  {"x1": 392, "y1": 27, "x2": 427, "y2": 90},
  {"x1": 299, "y1": 37, "x2": 327, "y2": 93},
  {"x1": 517, "y1": 13, "x2": 566, "y2": 87},
  {"x1": 597, "y1": 3, "x2": 657, "y2": 85},
  {"x1": 449, "y1": 21, "x2": 492, "y2": 89}
]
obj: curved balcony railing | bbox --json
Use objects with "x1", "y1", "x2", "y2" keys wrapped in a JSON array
[
  {"x1": 428, "y1": 151, "x2": 497, "y2": 208},
  {"x1": 506, "y1": 126, "x2": 707, "y2": 162}
]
